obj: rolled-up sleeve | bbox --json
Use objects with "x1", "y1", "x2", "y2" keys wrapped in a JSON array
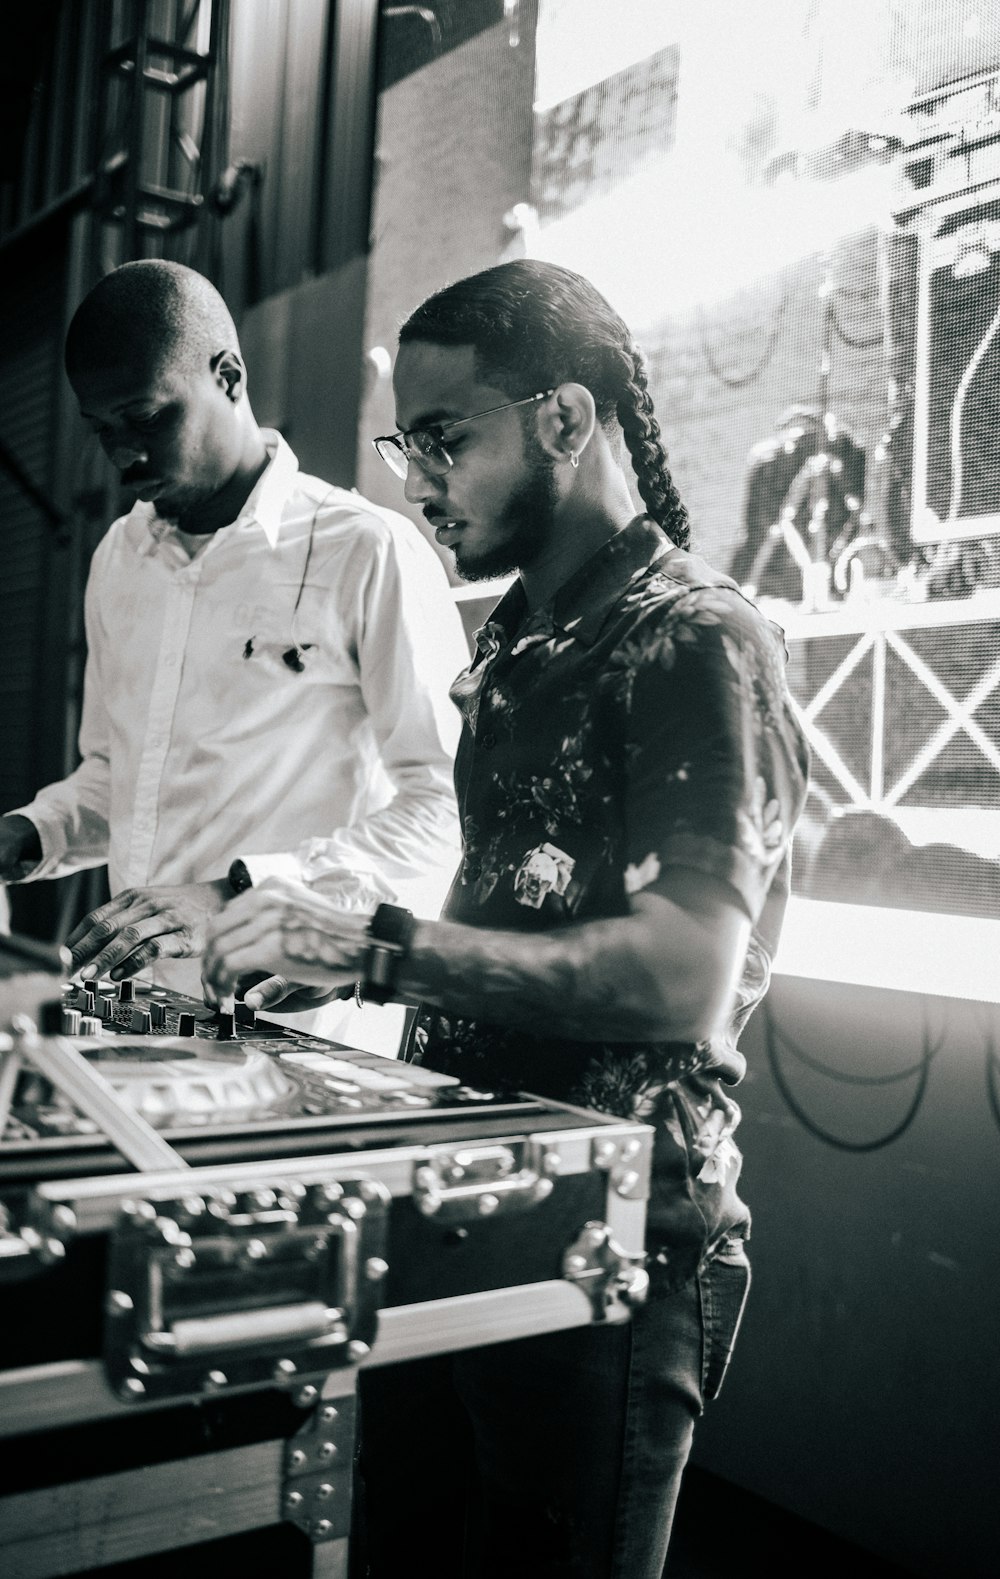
[{"x1": 8, "y1": 550, "x2": 113, "y2": 881}]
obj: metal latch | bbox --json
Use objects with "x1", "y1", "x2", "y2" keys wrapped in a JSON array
[
  {"x1": 412, "y1": 1141, "x2": 559, "y2": 1223},
  {"x1": 562, "y1": 1221, "x2": 650, "y2": 1318},
  {"x1": 103, "y1": 1176, "x2": 390, "y2": 1401}
]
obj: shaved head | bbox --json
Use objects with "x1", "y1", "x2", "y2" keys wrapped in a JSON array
[{"x1": 65, "y1": 260, "x2": 240, "y2": 380}]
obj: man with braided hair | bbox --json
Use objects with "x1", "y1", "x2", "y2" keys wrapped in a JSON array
[{"x1": 204, "y1": 260, "x2": 809, "y2": 1578}]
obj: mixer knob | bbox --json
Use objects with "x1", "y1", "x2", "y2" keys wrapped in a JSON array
[
  {"x1": 149, "y1": 1001, "x2": 167, "y2": 1029},
  {"x1": 39, "y1": 1000, "x2": 65, "y2": 1035},
  {"x1": 177, "y1": 1012, "x2": 196, "y2": 1036},
  {"x1": 118, "y1": 980, "x2": 135, "y2": 1003},
  {"x1": 97, "y1": 993, "x2": 115, "y2": 1021},
  {"x1": 83, "y1": 981, "x2": 98, "y2": 1006},
  {"x1": 215, "y1": 1011, "x2": 235, "y2": 1040},
  {"x1": 80, "y1": 1015, "x2": 102, "y2": 1036},
  {"x1": 63, "y1": 1008, "x2": 81, "y2": 1035},
  {"x1": 130, "y1": 1007, "x2": 152, "y2": 1034}
]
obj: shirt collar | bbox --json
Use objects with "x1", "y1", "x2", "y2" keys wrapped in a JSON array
[
  {"x1": 133, "y1": 429, "x2": 299, "y2": 555},
  {"x1": 483, "y1": 515, "x2": 675, "y2": 653}
]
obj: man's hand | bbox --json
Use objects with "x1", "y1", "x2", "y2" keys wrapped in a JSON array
[
  {"x1": 0, "y1": 815, "x2": 42, "y2": 880},
  {"x1": 202, "y1": 877, "x2": 371, "y2": 1006},
  {"x1": 66, "y1": 879, "x2": 233, "y2": 980},
  {"x1": 230, "y1": 971, "x2": 354, "y2": 1015}
]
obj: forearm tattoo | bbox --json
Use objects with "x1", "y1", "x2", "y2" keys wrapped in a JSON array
[{"x1": 401, "y1": 917, "x2": 679, "y2": 1043}]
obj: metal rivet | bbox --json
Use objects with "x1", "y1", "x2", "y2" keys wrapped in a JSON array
[
  {"x1": 284, "y1": 1490, "x2": 304, "y2": 1512},
  {"x1": 120, "y1": 1377, "x2": 146, "y2": 1398},
  {"x1": 45, "y1": 1238, "x2": 66, "y2": 1259},
  {"x1": 616, "y1": 1170, "x2": 640, "y2": 1196},
  {"x1": 315, "y1": 1482, "x2": 334, "y2": 1500},
  {"x1": 51, "y1": 1204, "x2": 77, "y2": 1230},
  {"x1": 365, "y1": 1256, "x2": 389, "y2": 1281},
  {"x1": 288, "y1": 1448, "x2": 308, "y2": 1470},
  {"x1": 318, "y1": 1441, "x2": 337, "y2": 1462},
  {"x1": 245, "y1": 1237, "x2": 268, "y2": 1260},
  {"x1": 204, "y1": 1370, "x2": 228, "y2": 1390},
  {"x1": 320, "y1": 1405, "x2": 338, "y2": 1424},
  {"x1": 175, "y1": 1247, "x2": 196, "y2": 1268},
  {"x1": 313, "y1": 1519, "x2": 333, "y2": 1539},
  {"x1": 478, "y1": 1193, "x2": 500, "y2": 1216},
  {"x1": 106, "y1": 1289, "x2": 134, "y2": 1314},
  {"x1": 347, "y1": 1340, "x2": 370, "y2": 1362},
  {"x1": 295, "y1": 1384, "x2": 319, "y2": 1407},
  {"x1": 274, "y1": 1358, "x2": 297, "y2": 1380}
]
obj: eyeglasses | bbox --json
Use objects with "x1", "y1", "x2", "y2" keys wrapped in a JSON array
[{"x1": 372, "y1": 389, "x2": 555, "y2": 479}]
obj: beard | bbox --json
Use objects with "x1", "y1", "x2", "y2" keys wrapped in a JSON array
[{"x1": 453, "y1": 438, "x2": 559, "y2": 582}]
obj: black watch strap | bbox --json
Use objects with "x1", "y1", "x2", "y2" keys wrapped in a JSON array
[
  {"x1": 228, "y1": 858, "x2": 254, "y2": 895},
  {"x1": 361, "y1": 904, "x2": 415, "y2": 1005}
]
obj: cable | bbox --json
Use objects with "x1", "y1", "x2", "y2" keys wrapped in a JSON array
[
  {"x1": 762, "y1": 998, "x2": 939, "y2": 1151},
  {"x1": 828, "y1": 298, "x2": 883, "y2": 351},
  {"x1": 697, "y1": 287, "x2": 788, "y2": 390}
]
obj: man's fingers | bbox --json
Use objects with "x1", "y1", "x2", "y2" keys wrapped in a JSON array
[
  {"x1": 203, "y1": 923, "x2": 285, "y2": 1000},
  {"x1": 78, "y1": 912, "x2": 187, "y2": 979},
  {"x1": 65, "y1": 890, "x2": 142, "y2": 952},
  {"x1": 106, "y1": 927, "x2": 197, "y2": 982},
  {"x1": 281, "y1": 923, "x2": 355, "y2": 971}
]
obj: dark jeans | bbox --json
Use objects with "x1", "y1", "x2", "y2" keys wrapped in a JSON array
[{"x1": 353, "y1": 1244, "x2": 750, "y2": 1578}]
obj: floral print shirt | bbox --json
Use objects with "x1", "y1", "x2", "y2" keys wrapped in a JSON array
[{"x1": 413, "y1": 516, "x2": 809, "y2": 1291}]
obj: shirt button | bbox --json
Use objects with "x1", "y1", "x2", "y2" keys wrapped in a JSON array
[{"x1": 479, "y1": 732, "x2": 497, "y2": 750}]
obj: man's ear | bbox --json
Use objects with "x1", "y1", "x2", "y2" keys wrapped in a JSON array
[
  {"x1": 536, "y1": 382, "x2": 597, "y2": 465},
  {"x1": 214, "y1": 349, "x2": 247, "y2": 403}
]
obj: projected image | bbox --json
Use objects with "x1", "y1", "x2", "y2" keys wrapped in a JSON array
[
  {"x1": 524, "y1": 1, "x2": 1000, "y2": 925},
  {"x1": 364, "y1": 0, "x2": 1000, "y2": 926}
]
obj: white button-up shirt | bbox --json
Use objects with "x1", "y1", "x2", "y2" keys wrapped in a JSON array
[{"x1": 13, "y1": 433, "x2": 468, "y2": 1048}]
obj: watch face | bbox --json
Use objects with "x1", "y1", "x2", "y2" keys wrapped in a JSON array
[
  {"x1": 371, "y1": 903, "x2": 415, "y2": 945},
  {"x1": 228, "y1": 859, "x2": 252, "y2": 894}
]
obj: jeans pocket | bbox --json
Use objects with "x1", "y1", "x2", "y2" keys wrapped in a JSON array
[{"x1": 698, "y1": 1246, "x2": 751, "y2": 1403}]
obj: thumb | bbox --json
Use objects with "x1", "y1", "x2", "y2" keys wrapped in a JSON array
[{"x1": 243, "y1": 974, "x2": 291, "y2": 1009}]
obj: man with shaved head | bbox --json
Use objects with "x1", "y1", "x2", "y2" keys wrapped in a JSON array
[{"x1": 0, "y1": 260, "x2": 467, "y2": 1049}]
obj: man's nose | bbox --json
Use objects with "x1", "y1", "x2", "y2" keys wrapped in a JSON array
[
  {"x1": 105, "y1": 435, "x2": 149, "y2": 471},
  {"x1": 403, "y1": 455, "x2": 441, "y2": 506}
]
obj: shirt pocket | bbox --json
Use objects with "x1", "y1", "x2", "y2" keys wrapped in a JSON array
[{"x1": 240, "y1": 581, "x2": 357, "y2": 688}]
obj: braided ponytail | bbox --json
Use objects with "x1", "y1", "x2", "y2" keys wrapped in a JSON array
[
  {"x1": 400, "y1": 260, "x2": 691, "y2": 549},
  {"x1": 616, "y1": 344, "x2": 690, "y2": 549}
]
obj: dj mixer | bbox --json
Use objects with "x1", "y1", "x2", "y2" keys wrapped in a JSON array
[{"x1": 4, "y1": 975, "x2": 535, "y2": 1160}]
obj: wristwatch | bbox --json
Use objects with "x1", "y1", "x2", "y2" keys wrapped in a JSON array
[
  {"x1": 361, "y1": 903, "x2": 416, "y2": 1005},
  {"x1": 227, "y1": 858, "x2": 254, "y2": 895}
]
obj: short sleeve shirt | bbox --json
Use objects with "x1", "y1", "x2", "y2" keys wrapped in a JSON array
[{"x1": 413, "y1": 516, "x2": 809, "y2": 1289}]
